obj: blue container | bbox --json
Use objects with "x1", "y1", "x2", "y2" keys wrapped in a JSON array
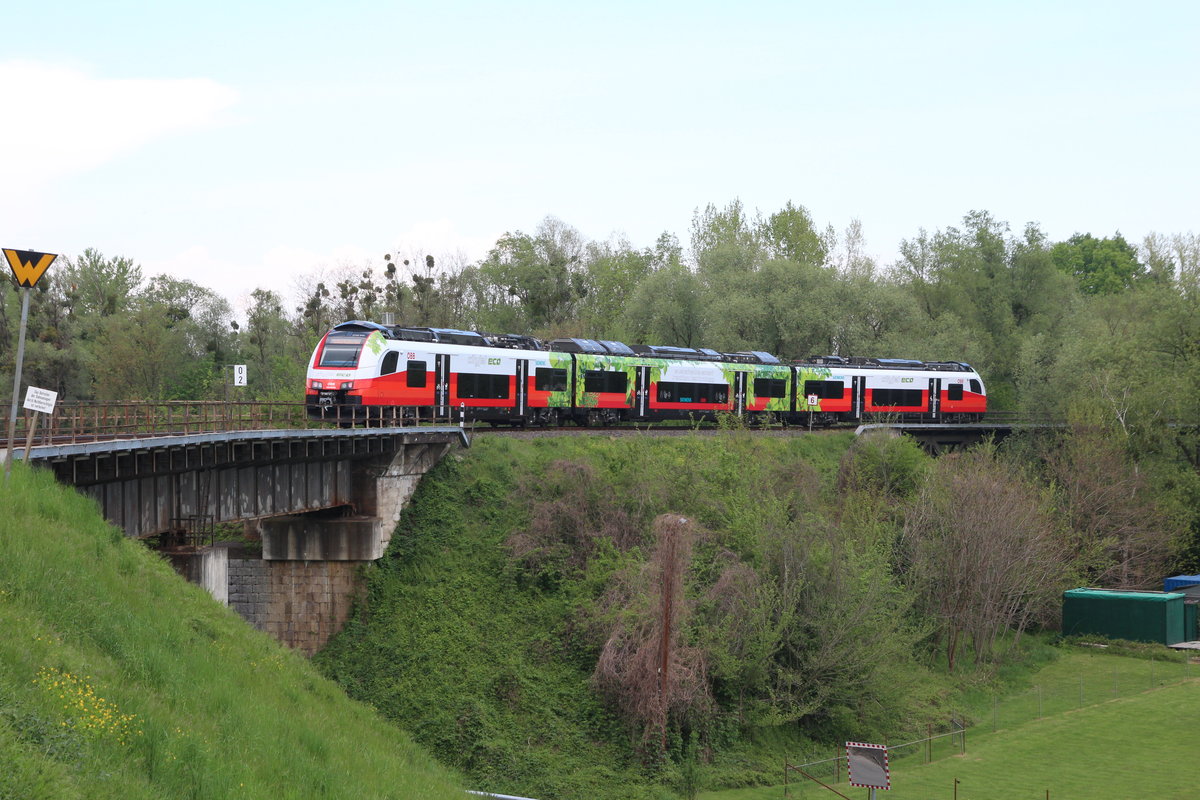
[{"x1": 1164, "y1": 575, "x2": 1200, "y2": 592}]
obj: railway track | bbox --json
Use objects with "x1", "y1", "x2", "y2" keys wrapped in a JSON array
[{"x1": 0, "y1": 399, "x2": 1044, "y2": 451}]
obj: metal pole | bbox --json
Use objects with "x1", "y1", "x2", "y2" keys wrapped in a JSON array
[
  {"x1": 23, "y1": 411, "x2": 40, "y2": 460},
  {"x1": 4, "y1": 287, "x2": 31, "y2": 480}
]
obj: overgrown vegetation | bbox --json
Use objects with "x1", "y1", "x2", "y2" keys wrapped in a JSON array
[
  {"x1": 0, "y1": 462, "x2": 467, "y2": 800},
  {"x1": 316, "y1": 426, "x2": 1193, "y2": 798}
]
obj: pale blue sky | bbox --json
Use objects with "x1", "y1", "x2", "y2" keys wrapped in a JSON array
[{"x1": 3, "y1": 1, "x2": 1196, "y2": 312}]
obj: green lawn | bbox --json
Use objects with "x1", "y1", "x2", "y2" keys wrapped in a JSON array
[{"x1": 701, "y1": 652, "x2": 1199, "y2": 800}]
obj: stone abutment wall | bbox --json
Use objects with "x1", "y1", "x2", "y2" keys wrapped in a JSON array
[
  {"x1": 227, "y1": 550, "x2": 366, "y2": 655},
  {"x1": 166, "y1": 436, "x2": 457, "y2": 654}
]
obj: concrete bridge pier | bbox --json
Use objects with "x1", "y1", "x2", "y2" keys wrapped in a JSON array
[
  {"x1": 258, "y1": 439, "x2": 453, "y2": 561},
  {"x1": 236, "y1": 438, "x2": 458, "y2": 654}
]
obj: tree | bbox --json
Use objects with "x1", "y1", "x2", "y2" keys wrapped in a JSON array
[
  {"x1": 476, "y1": 217, "x2": 589, "y2": 333},
  {"x1": 237, "y1": 288, "x2": 304, "y2": 401},
  {"x1": 689, "y1": 200, "x2": 759, "y2": 274},
  {"x1": 622, "y1": 261, "x2": 705, "y2": 347},
  {"x1": 143, "y1": 275, "x2": 235, "y2": 370},
  {"x1": 903, "y1": 446, "x2": 1065, "y2": 669},
  {"x1": 1046, "y1": 427, "x2": 1180, "y2": 589},
  {"x1": 576, "y1": 235, "x2": 663, "y2": 339},
  {"x1": 58, "y1": 248, "x2": 143, "y2": 319},
  {"x1": 91, "y1": 305, "x2": 195, "y2": 400},
  {"x1": 593, "y1": 515, "x2": 710, "y2": 755},
  {"x1": 758, "y1": 201, "x2": 827, "y2": 267},
  {"x1": 1051, "y1": 232, "x2": 1146, "y2": 295}
]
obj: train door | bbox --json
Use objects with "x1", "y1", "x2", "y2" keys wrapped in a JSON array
[
  {"x1": 633, "y1": 365, "x2": 651, "y2": 419},
  {"x1": 733, "y1": 371, "x2": 748, "y2": 416},
  {"x1": 515, "y1": 359, "x2": 528, "y2": 418},
  {"x1": 435, "y1": 354, "x2": 450, "y2": 419},
  {"x1": 929, "y1": 377, "x2": 940, "y2": 420},
  {"x1": 851, "y1": 375, "x2": 864, "y2": 420}
]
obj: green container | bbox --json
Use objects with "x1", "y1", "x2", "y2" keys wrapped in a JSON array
[
  {"x1": 1186, "y1": 602, "x2": 1198, "y2": 642},
  {"x1": 1062, "y1": 588, "x2": 1186, "y2": 645}
]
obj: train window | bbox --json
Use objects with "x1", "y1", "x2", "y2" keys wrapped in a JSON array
[
  {"x1": 754, "y1": 378, "x2": 787, "y2": 398},
  {"x1": 947, "y1": 383, "x2": 964, "y2": 401},
  {"x1": 406, "y1": 360, "x2": 427, "y2": 388},
  {"x1": 969, "y1": 379, "x2": 982, "y2": 394},
  {"x1": 584, "y1": 370, "x2": 628, "y2": 394},
  {"x1": 318, "y1": 336, "x2": 364, "y2": 368},
  {"x1": 381, "y1": 351, "x2": 399, "y2": 376},
  {"x1": 535, "y1": 368, "x2": 568, "y2": 392},
  {"x1": 803, "y1": 380, "x2": 844, "y2": 399},
  {"x1": 457, "y1": 372, "x2": 510, "y2": 399},
  {"x1": 657, "y1": 381, "x2": 729, "y2": 404},
  {"x1": 871, "y1": 388, "x2": 924, "y2": 407}
]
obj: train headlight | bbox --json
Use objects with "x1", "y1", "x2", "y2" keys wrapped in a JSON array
[
  {"x1": 340, "y1": 381, "x2": 354, "y2": 390},
  {"x1": 311, "y1": 381, "x2": 323, "y2": 390}
]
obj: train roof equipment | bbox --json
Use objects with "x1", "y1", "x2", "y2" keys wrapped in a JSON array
[
  {"x1": 333, "y1": 320, "x2": 392, "y2": 334},
  {"x1": 486, "y1": 333, "x2": 546, "y2": 350},
  {"x1": 549, "y1": 338, "x2": 608, "y2": 354},
  {"x1": 324, "y1": 321, "x2": 981, "y2": 375},
  {"x1": 598, "y1": 340, "x2": 635, "y2": 355}
]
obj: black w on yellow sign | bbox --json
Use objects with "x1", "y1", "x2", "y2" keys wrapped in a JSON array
[{"x1": 4, "y1": 249, "x2": 58, "y2": 288}]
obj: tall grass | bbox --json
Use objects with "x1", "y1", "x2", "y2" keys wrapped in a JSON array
[{"x1": 0, "y1": 461, "x2": 468, "y2": 799}]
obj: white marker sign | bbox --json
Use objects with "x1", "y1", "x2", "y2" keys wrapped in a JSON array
[
  {"x1": 23, "y1": 386, "x2": 57, "y2": 415},
  {"x1": 233, "y1": 365, "x2": 248, "y2": 386}
]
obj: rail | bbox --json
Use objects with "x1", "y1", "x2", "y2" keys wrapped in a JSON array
[
  {"x1": 0, "y1": 401, "x2": 1058, "y2": 451},
  {"x1": 0, "y1": 401, "x2": 463, "y2": 450}
]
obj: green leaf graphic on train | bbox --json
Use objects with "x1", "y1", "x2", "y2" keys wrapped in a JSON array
[{"x1": 366, "y1": 331, "x2": 386, "y2": 355}]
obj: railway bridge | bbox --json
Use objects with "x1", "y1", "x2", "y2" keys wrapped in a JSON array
[{"x1": 2, "y1": 401, "x2": 469, "y2": 653}]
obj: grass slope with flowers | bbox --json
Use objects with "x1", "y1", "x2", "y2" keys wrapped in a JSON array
[{"x1": 0, "y1": 461, "x2": 468, "y2": 800}]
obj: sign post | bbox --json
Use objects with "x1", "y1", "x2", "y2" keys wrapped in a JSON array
[
  {"x1": 3, "y1": 249, "x2": 57, "y2": 480},
  {"x1": 22, "y1": 387, "x2": 57, "y2": 460}
]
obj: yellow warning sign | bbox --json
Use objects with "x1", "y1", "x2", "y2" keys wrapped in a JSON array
[{"x1": 4, "y1": 248, "x2": 58, "y2": 288}]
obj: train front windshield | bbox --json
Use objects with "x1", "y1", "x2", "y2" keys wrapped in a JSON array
[{"x1": 318, "y1": 335, "x2": 366, "y2": 368}]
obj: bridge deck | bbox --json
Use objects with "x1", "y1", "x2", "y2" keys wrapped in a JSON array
[
  {"x1": 5, "y1": 425, "x2": 470, "y2": 466},
  {"x1": 6, "y1": 426, "x2": 469, "y2": 539}
]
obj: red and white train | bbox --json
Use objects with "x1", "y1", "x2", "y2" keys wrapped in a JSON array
[{"x1": 305, "y1": 321, "x2": 986, "y2": 426}]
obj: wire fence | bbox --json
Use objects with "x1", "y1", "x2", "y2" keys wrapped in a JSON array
[{"x1": 784, "y1": 655, "x2": 1196, "y2": 797}]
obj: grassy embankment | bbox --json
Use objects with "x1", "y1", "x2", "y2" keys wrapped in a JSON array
[
  {"x1": 317, "y1": 430, "x2": 894, "y2": 799},
  {"x1": 0, "y1": 461, "x2": 468, "y2": 800},
  {"x1": 317, "y1": 431, "x2": 1199, "y2": 800},
  {"x1": 702, "y1": 648, "x2": 1199, "y2": 800}
]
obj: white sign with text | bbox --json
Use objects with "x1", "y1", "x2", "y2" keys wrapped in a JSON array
[{"x1": 23, "y1": 386, "x2": 57, "y2": 415}]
